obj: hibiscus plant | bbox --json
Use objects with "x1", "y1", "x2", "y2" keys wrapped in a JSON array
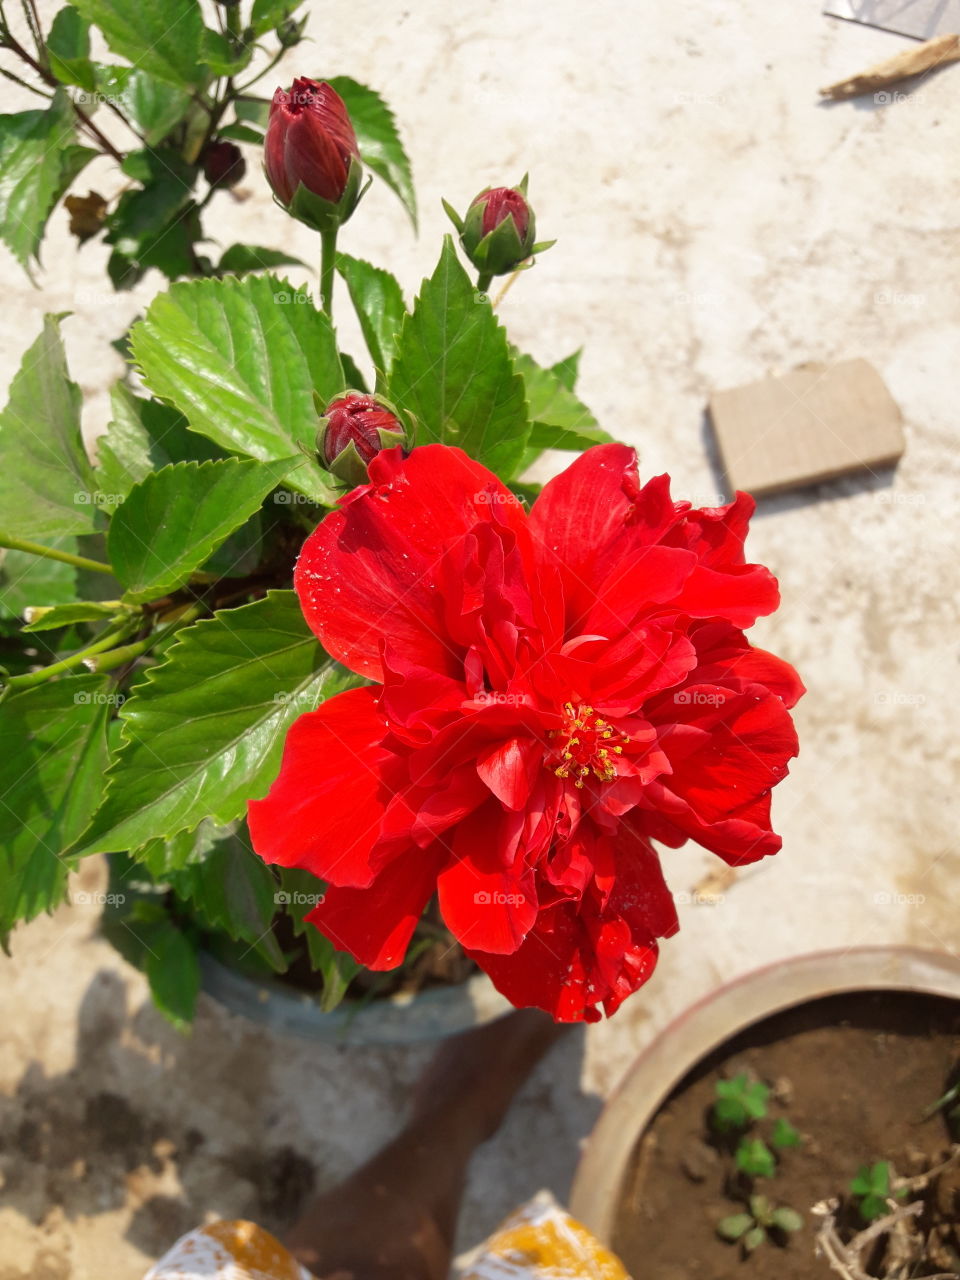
[{"x1": 0, "y1": 33, "x2": 802, "y2": 1029}]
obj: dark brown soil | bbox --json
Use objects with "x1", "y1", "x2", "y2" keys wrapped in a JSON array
[{"x1": 613, "y1": 991, "x2": 960, "y2": 1280}]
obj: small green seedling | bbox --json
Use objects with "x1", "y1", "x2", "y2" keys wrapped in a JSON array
[
  {"x1": 736, "y1": 1136, "x2": 777, "y2": 1179},
  {"x1": 713, "y1": 1073, "x2": 770, "y2": 1132},
  {"x1": 717, "y1": 1194, "x2": 803, "y2": 1252},
  {"x1": 850, "y1": 1162, "x2": 907, "y2": 1222},
  {"x1": 771, "y1": 1117, "x2": 802, "y2": 1149}
]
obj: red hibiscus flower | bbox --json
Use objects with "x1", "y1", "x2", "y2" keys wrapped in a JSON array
[{"x1": 248, "y1": 444, "x2": 803, "y2": 1022}]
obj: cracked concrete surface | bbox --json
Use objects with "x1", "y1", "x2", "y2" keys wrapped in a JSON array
[{"x1": 1, "y1": 0, "x2": 959, "y2": 1274}]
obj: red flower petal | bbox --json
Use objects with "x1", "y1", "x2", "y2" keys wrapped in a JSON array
[
  {"x1": 248, "y1": 687, "x2": 392, "y2": 888},
  {"x1": 294, "y1": 446, "x2": 529, "y2": 681},
  {"x1": 307, "y1": 843, "x2": 445, "y2": 969}
]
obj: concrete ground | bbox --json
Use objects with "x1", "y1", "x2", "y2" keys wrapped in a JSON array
[{"x1": 2, "y1": 1, "x2": 959, "y2": 1275}]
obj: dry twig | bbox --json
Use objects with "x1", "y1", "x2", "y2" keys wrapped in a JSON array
[{"x1": 820, "y1": 33, "x2": 960, "y2": 100}]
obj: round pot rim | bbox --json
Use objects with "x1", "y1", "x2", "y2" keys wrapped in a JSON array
[{"x1": 569, "y1": 944, "x2": 960, "y2": 1242}]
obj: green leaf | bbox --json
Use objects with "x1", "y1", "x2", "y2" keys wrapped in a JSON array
[
  {"x1": 145, "y1": 920, "x2": 200, "y2": 1028},
  {"x1": 23, "y1": 601, "x2": 124, "y2": 632},
  {"x1": 117, "y1": 70, "x2": 193, "y2": 147},
  {"x1": 771, "y1": 1207, "x2": 803, "y2": 1233},
  {"x1": 280, "y1": 867, "x2": 359, "y2": 1011},
  {"x1": 735, "y1": 1138, "x2": 776, "y2": 1180},
  {"x1": 137, "y1": 818, "x2": 232, "y2": 878},
  {"x1": 0, "y1": 676, "x2": 112, "y2": 935},
  {"x1": 743, "y1": 1226, "x2": 766, "y2": 1253},
  {"x1": 72, "y1": 591, "x2": 358, "y2": 854},
  {"x1": 215, "y1": 124, "x2": 264, "y2": 145},
  {"x1": 336, "y1": 253, "x2": 406, "y2": 379},
  {"x1": 250, "y1": 0, "x2": 305, "y2": 35},
  {"x1": 170, "y1": 827, "x2": 284, "y2": 969},
  {"x1": 386, "y1": 238, "x2": 529, "y2": 477},
  {"x1": 96, "y1": 383, "x2": 224, "y2": 500},
  {"x1": 199, "y1": 28, "x2": 252, "y2": 77},
  {"x1": 47, "y1": 7, "x2": 96, "y2": 92},
  {"x1": 549, "y1": 349, "x2": 582, "y2": 391},
  {"x1": 70, "y1": 0, "x2": 205, "y2": 89},
  {"x1": 0, "y1": 91, "x2": 96, "y2": 268},
  {"x1": 0, "y1": 315, "x2": 99, "y2": 541},
  {"x1": 219, "y1": 244, "x2": 306, "y2": 274},
  {"x1": 716, "y1": 1214, "x2": 753, "y2": 1242},
  {"x1": 325, "y1": 76, "x2": 416, "y2": 229},
  {"x1": 108, "y1": 456, "x2": 298, "y2": 603},
  {"x1": 0, "y1": 541, "x2": 77, "y2": 619},
  {"x1": 514, "y1": 350, "x2": 611, "y2": 454},
  {"x1": 234, "y1": 96, "x2": 271, "y2": 128},
  {"x1": 130, "y1": 275, "x2": 344, "y2": 505},
  {"x1": 771, "y1": 1116, "x2": 802, "y2": 1149}
]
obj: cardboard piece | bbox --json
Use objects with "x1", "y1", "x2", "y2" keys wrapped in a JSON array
[
  {"x1": 708, "y1": 359, "x2": 905, "y2": 497},
  {"x1": 823, "y1": 0, "x2": 960, "y2": 40}
]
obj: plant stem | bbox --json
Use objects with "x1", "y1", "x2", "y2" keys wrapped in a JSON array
[
  {"x1": 3, "y1": 620, "x2": 137, "y2": 691},
  {"x1": 20, "y1": 0, "x2": 43, "y2": 60},
  {"x1": 319, "y1": 227, "x2": 338, "y2": 317},
  {"x1": 235, "y1": 47, "x2": 286, "y2": 95},
  {"x1": 0, "y1": 64, "x2": 51, "y2": 96},
  {"x1": 0, "y1": 534, "x2": 114, "y2": 576},
  {"x1": 87, "y1": 603, "x2": 203, "y2": 673},
  {"x1": 476, "y1": 271, "x2": 493, "y2": 296}
]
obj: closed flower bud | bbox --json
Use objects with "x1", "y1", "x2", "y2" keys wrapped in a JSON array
[
  {"x1": 443, "y1": 175, "x2": 554, "y2": 277},
  {"x1": 202, "y1": 140, "x2": 246, "y2": 188},
  {"x1": 315, "y1": 392, "x2": 412, "y2": 486},
  {"x1": 264, "y1": 78, "x2": 365, "y2": 232}
]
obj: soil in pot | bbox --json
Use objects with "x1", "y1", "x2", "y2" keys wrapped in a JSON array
[{"x1": 613, "y1": 991, "x2": 960, "y2": 1280}]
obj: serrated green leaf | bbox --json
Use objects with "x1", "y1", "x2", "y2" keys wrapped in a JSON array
[
  {"x1": 336, "y1": 252, "x2": 406, "y2": 379},
  {"x1": 0, "y1": 91, "x2": 96, "y2": 268},
  {"x1": 145, "y1": 920, "x2": 200, "y2": 1028},
  {"x1": 137, "y1": 818, "x2": 234, "y2": 878},
  {"x1": 72, "y1": 591, "x2": 359, "y2": 855},
  {"x1": 0, "y1": 315, "x2": 99, "y2": 541},
  {"x1": 325, "y1": 76, "x2": 416, "y2": 229},
  {"x1": 219, "y1": 244, "x2": 306, "y2": 274},
  {"x1": 96, "y1": 382, "x2": 224, "y2": 500},
  {"x1": 23, "y1": 601, "x2": 124, "y2": 632},
  {"x1": 215, "y1": 124, "x2": 263, "y2": 145},
  {"x1": 771, "y1": 1116, "x2": 801, "y2": 1149},
  {"x1": 234, "y1": 96, "x2": 270, "y2": 128},
  {"x1": 47, "y1": 7, "x2": 96, "y2": 92},
  {"x1": 130, "y1": 275, "x2": 343, "y2": 505},
  {"x1": 0, "y1": 541, "x2": 77, "y2": 619},
  {"x1": 513, "y1": 350, "x2": 611, "y2": 463},
  {"x1": 549, "y1": 349, "x2": 582, "y2": 391},
  {"x1": 387, "y1": 238, "x2": 529, "y2": 477},
  {"x1": 0, "y1": 676, "x2": 112, "y2": 935},
  {"x1": 108, "y1": 456, "x2": 297, "y2": 603},
  {"x1": 70, "y1": 0, "x2": 205, "y2": 89},
  {"x1": 280, "y1": 867, "x2": 359, "y2": 1010}
]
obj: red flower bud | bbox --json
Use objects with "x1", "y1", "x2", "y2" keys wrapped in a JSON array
[
  {"x1": 474, "y1": 186, "x2": 530, "y2": 240},
  {"x1": 265, "y1": 78, "x2": 361, "y2": 217},
  {"x1": 316, "y1": 392, "x2": 411, "y2": 486},
  {"x1": 202, "y1": 140, "x2": 246, "y2": 188}
]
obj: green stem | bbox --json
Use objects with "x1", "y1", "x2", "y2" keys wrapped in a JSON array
[
  {"x1": 476, "y1": 271, "x2": 493, "y2": 296},
  {"x1": 0, "y1": 533, "x2": 114, "y2": 576},
  {"x1": 319, "y1": 227, "x2": 338, "y2": 318},
  {"x1": 3, "y1": 620, "x2": 136, "y2": 691},
  {"x1": 88, "y1": 603, "x2": 203, "y2": 673},
  {"x1": 235, "y1": 47, "x2": 286, "y2": 95}
]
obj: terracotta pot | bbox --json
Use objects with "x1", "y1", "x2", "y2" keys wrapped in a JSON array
[
  {"x1": 569, "y1": 945, "x2": 960, "y2": 1242},
  {"x1": 199, "y1": 951, "x2": 510, "y2": 1045}
]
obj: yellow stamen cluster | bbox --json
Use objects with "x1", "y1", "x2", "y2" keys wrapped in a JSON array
[{"x1": 551, "y1": 702, "x2": 630, "y2": 789}]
